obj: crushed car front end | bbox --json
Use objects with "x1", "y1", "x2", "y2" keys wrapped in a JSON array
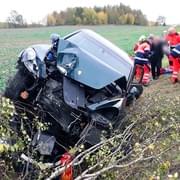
[{"x1": 55, "y1": 29, "x2": 137, "y2": 145}]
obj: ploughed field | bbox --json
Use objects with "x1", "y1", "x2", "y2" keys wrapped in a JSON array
[{"x1": 0, "y1": 25, "x2": 168, "y2": 90}]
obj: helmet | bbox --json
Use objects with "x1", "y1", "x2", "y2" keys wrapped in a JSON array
[
  {"x1": 50, "y1": 33, "x2": 60, "y2": 44},
  {"x1": 138, "y1": 35, "x2": 146, "y2": 42}
]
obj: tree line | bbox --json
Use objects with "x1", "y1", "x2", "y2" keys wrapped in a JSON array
[
  {"x1": 0, "y1": 3, "x2": 149, "y2": 28},
  {"x1": 0, "y1": 10, "x2": 44, "y2": 28},
  {"x1": 47, "y1": 4, "x2": 148, "y2": 26}
]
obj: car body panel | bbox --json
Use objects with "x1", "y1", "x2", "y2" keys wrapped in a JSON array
[
  {"x1": 19, "y1": 44, "x2": 50, "y2": 78},
  {"x1": 31, "y1": 44, "x2": 51, "y2": 61},
  {"x1": 87, "y1": 97, "x2": 124, "y2": 111},
  {"x1": 19, "y1": 44, "x2": 51, "y2": 62},
  {"x1": 57, "y1": 29, "x2": 134, "y2": 89}
]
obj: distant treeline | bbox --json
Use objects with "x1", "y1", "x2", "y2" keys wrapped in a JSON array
[
  {"x1": 0, "y1": 22, "x2": 7, "y2": 28},
  {"x1": 0, "y1": 22, "x2": 45, "y2": 29},
  {"x1": 0, "y1": 22, "x2": 44, "y2": 29},
  {"x1": 47, "y1": 3, "x2": 148, "y2": 26},
  {"x1": 0, "y1": 10, "x2": 44, "y2": 29},
  {"x1": 0, "y1": 4, "x2": 148, "y2": 28}
]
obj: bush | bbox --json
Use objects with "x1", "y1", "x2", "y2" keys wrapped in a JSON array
[{"x1": 0, "y1": 77, "x2": 179, "y2": 179}]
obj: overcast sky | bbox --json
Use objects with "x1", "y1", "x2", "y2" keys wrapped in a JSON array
[{"x1": 0, "y1": 0, "x2": 179, "y2": 24}]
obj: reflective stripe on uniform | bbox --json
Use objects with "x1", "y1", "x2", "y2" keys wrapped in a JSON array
[
  {"x1": 172, "y1": 71, "x2": 178, "y2": 78},
  {"x1": 144, "y1": 47, "x2": 150, "y2": 51},
  {"x1": 144, "y1": 73, "x2": 149, "y2": 77},
  {"x1": 143, "y1": 73, "x2": 150, "y2": 82},
  {"x1": 135, "y1": 57, "x2": 149, "y2": 61},
  {"x1": 172, "y1": 48, "x2": 180, "y2": 55}
]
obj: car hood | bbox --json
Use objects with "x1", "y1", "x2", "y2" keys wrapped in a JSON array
[{"x1": 57, "y1": 29, "x2": 134, "y2": 89}]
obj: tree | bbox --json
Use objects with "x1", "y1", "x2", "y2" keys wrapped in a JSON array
[
  {"x1": 82, "y1": 8, "x2": 98, "y2": 25},
  {"x1": 75, "y1": 7, "x2": 84, "y2": 20},
  {"x1": 65, "y1": 8, "x2": 76, "y2": 25},
  {"x1": 126, "y1": 13, "x2": 135, "y2": 25},
  {"x1": 119, "y1": 15, "x2": 127, "y2": 25},
  {"x1": 57, "y1": 11, "x2": 66, "y2": 25},
  {"x1": 97, "y1": 11, "x2": 108, "y2": 24},
  {"x1": 7, "y1": 10, "x2": 26, "y2": 28},
  {"x1": 46, "y1": 4, "x2": 149, "y2": 26},
  {"x1": 156, "y1": 16, "x2": 166, "y2": 26},
  {"x1": 52, "y1": 11, "x2": 59, "y2": 25},
  {"x1": 133, "y1": 10, "x2": 148, "y2": 25},
  {"x1": 75, "y1": 17, "x2": 82, "y2": 25},
  {"x1": 47, "y1": 14, "x2": 56, "y2": 26}
]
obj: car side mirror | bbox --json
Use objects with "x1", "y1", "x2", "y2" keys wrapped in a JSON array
[
  {"x1": 57, "y1": 65, "x2": 68, "y2": 76},
  {"x1": 57, "y1": 53, "x2": 78, "y2": 76}
]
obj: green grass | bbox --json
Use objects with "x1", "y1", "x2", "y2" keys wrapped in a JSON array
[{"x1": 0, "y1": 25, "x2": 169, "y2": 90}]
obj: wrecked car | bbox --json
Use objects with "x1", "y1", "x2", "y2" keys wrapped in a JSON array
[{"x1": 4, "y1": 29, "x2": 143, "y2": 178}]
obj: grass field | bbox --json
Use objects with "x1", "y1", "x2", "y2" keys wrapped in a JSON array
[{"x1": 0, "y1": 25, "x2": 169, "y2": 90}]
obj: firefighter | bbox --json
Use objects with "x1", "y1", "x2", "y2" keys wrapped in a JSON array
[
  {"x1": 165, "y1": 27, "x2": 180, "y2": 70},
  {"x1": 134, "y1": 35, "x2": 151, "y2": 86},
  {"x1": 170, "y1": 44, "x2": 180, "y2": 83}
]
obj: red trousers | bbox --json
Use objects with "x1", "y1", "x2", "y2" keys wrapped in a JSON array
[
  {"x1": 142, "y1": 64, "x2": 151, "y2": 85},
  {"x1": 135, "y1": 64, "x2": 151, "y2": 85},
  {"x1": 170, "y1": 55, "x2": 180, "y2": 83}
]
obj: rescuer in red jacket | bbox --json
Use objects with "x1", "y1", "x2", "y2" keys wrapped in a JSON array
[
  {"x1": 165, "y1": 27, "x2": 180, "y2": 83},
  {"x1": 165, "y1": 27, "x2": 180, "y2": 65},
  {"x1": 134, "y1": 35, "x2": 151, "y2": 86},
  {"x1": 170, "y1": 44, "x2": 180, "y2": 83},
  {"x1": 166, "y1": 27, "x2": 180, "y2": 47}
]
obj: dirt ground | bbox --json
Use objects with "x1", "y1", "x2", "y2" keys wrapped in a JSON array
[
  {"x1": 127, "y1": 74, "x2": 180, "y2": 177},
  {"x1": 143, "y1": 74, "x2": 180, "y2": 97}
]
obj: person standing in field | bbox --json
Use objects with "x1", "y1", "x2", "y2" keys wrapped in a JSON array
[
  {"x1": 165, "y1": 27, "x2": 180, "y2": 83},
  {"x1": 134, "y1": 35, "x2": 151, "y2": 86},
  {"x1": 150, "y1": 36, "x2": 168, "y2": 80}
]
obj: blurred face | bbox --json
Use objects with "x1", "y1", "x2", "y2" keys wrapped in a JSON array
[
  {"x1": 168, "y1": 27, "x2": 176, "y2": 34},
  {"x1": 148, "y1": 37, "x2": 154, "y2": 44}
]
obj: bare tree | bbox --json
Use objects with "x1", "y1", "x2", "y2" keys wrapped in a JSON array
[
  {"x1": 156, "y1": 16, "x2": 166, "y2": 26},
  {"x1": 7, "y1": 10, "x2": 26, "y2": 28}
]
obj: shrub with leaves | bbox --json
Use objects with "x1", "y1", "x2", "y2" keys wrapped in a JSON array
[
  {"x1": 0, "y1": 97, "x2": 50, "y2": 179},
  {"x1": 0, "y1": 77, "x2": 180, "y2": 180},
  {"x1": 71, "y1": 77, "x2": 180, "y2": 180}
]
